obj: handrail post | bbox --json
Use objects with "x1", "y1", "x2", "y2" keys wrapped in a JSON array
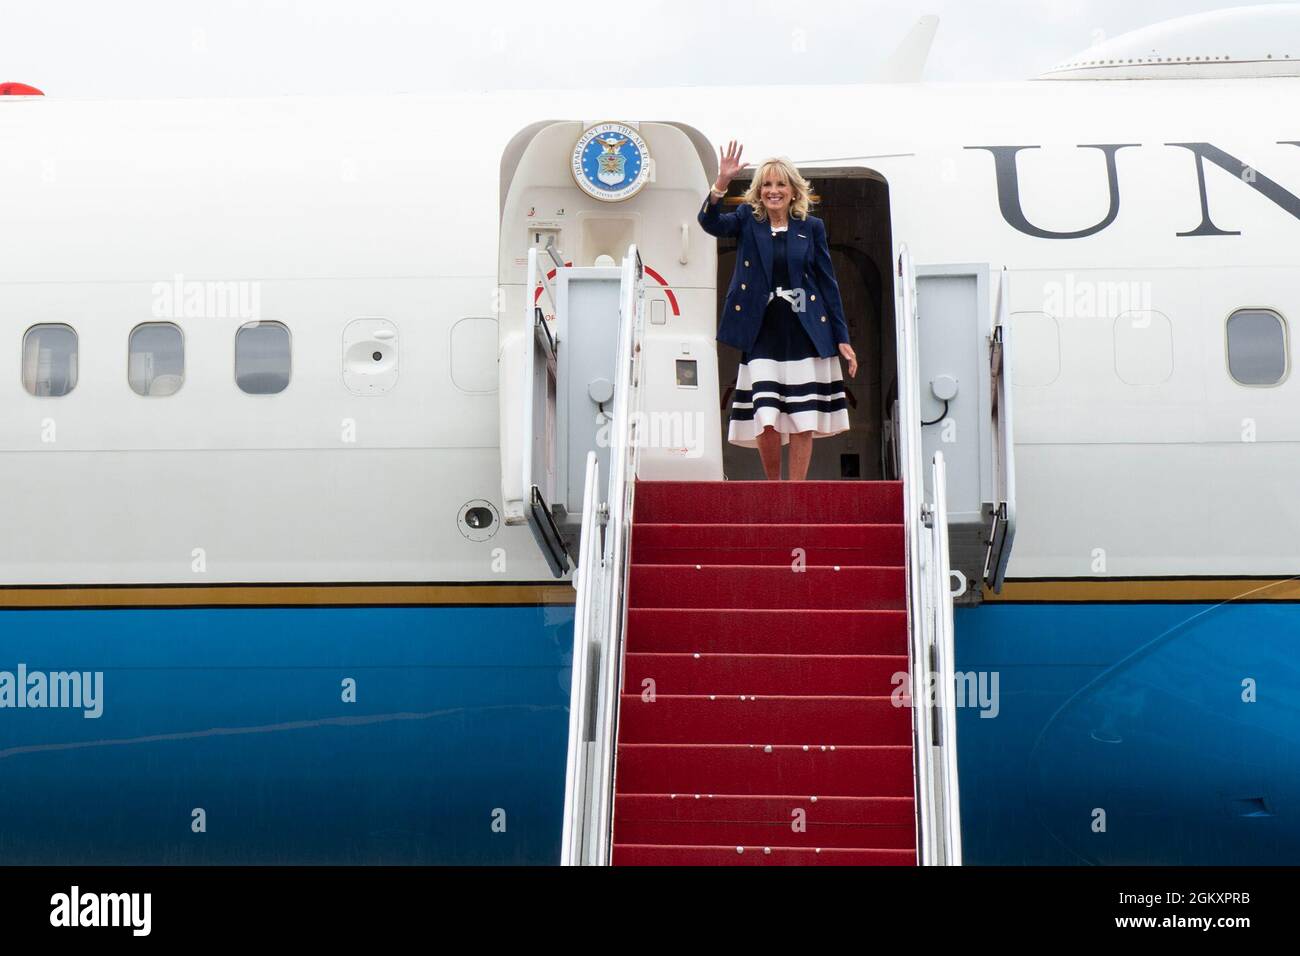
[
  {"x1": 931, "y1": 451, "x2": 962, "y2": 865},
  {"x1": 894, "y1": 245, "x2": 938, "y2": 865},
  {"x1": 560, "y1": 451, "x2": 602, "y2": 865},
  {"x1": 897, "y1": 248, "x2": 964, "y2": 866},
  {"x1": 578, "y1": 244, "x2": 645, "y2": 866}
]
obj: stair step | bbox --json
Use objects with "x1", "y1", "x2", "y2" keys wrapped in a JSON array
[
  {"x1": 619, "y1": 695, "x2": 909, "y2": 745},
  {"x1": 623, "y1": 653, "x2": 908, "y2": 696},
  {"x1": 612, "y1": 844, "x2": 916, "y2": 866},
  {"x1": 631, "y1": 523, "x2": 904, "y2": 566},
  {"x1": 626, "y1": 608, "x2": 907, "y2": 655},
  {"x1": 635, "y1": 480, "x2": 903, "y2": 525},
  {"x1": 615, "y1": 794, "x2": 915, "y2": 849},
  {"x1": 615, "y1": 744, "x2": 914, "y2": 796},
  {"x1": 629, "y1": 565, "x2": 906, "y2": 610}
]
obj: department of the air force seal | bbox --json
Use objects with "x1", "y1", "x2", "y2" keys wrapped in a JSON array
[{"x1": 571, "y1": 122, "x2": 650, "y2": 202}]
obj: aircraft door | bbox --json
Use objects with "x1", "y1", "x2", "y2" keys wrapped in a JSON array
[
  {"x1": 984, "y1": 268, "x2": 1015, "y2": 591},
  {"x1": 506, "y1": 243, "x2": 646, "y2": 578},
  {"x1": 909, "y1": 262, "x2": 1017, "y2": 595},
  {"x1": 498, "y1": 119, "x2": 723, "y2": 577},
  {"x1": 514, "y1": 246, "x2": 565, "y2": 576}
]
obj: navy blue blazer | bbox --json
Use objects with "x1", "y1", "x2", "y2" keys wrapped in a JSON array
[{"x1": 697, "y1": 192, "x2": 850, "y2": 358}]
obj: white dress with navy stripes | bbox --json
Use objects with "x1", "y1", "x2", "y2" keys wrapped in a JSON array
[{"x1": 727, "y1": 225, "x2": 851, "y2": 448}]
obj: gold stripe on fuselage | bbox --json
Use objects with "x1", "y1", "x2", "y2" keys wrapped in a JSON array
[
  {"x1": 0, "y1": 583, "x2": 578, "y2": 609},
  {"x1": 4, "y1": 578, "x2": 1296, "y2": 609},
  {"x1": 983, "y1": 577, "x2": 1300, "y2": 603}
]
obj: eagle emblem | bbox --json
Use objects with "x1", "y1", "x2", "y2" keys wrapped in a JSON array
[{"x1": 571, "y1": 122, "x2": 651, "y2": 203}]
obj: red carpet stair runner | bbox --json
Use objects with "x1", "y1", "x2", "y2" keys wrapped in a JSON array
[{"x1": 612, "y1": 480, "x2": 915, "y2": 865}]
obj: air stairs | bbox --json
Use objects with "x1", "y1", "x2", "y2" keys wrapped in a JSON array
[
  {"x1": 544, "y1": 244, "x2": 1008, "y2": 865},
  {"x1": 612, "y1": 479, "x2": 914, "y2": 865}
]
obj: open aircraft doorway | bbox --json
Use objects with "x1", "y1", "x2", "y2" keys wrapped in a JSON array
[{"x1": 712, "y1": 167, "x2": 896, "y2": 481}]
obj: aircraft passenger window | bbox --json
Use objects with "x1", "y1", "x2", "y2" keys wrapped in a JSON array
[
  {"x1": 235, "y1": 321, "x2": 291, "y2": 394},
  {"x1": 128, "y1": 322, "x2": 185, "y2": 396},
  {"x1": 22, "y1": 323, "x2": 78, "y2": 397},
  {"x1": 1226, "y1": 309, "x2": 1288, "y2": 386}
]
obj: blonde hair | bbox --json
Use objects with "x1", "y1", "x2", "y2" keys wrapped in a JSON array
[{"x1": 742, "y1": 157, "x2": 812, "y2": 222}]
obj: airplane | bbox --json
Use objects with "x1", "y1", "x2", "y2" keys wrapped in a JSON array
[{"x1": 0, "y1": 3, "x2": 1297, "y2": 865}]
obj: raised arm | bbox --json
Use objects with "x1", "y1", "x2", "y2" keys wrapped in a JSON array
[{"x1": 697, "y1": 139, "x2": 751, "y2": 238}]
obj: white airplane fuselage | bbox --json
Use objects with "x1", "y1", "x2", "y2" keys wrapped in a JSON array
[{"x1": 0, "y1": 75, "x2": 1297, "y2": 864}]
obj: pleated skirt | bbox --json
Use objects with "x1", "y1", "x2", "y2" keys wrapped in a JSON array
[{"x1": 727, "y1": 295, "x2": 851, "y2": 448}]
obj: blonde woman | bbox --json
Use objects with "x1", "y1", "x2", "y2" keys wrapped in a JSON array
[{"x1": 699, "y1": 141, "x2": 856, "y2": 480}]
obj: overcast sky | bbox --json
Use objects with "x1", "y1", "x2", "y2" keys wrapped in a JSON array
[{"x1": 1, "y1": 0, "x2": 1282, "y2": 97}]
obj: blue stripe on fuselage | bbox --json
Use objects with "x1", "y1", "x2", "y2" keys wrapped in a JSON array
[
  {"x1": 0, "y1": 605, "x2": 574, "y2": 864},
  {"x1": 956, "y1": 601, "x2": 1300, "y2": 865}
]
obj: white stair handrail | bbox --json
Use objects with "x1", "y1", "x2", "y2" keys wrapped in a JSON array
[
  {"x1": 894, "y1": 245, "x2": 940, "y2": 864},
  {"x1": 560, "y1": 451, "x2": 604, "y2": 866},
  {"x1": 930, "y1": 451, "x2": 962, "y2": 864},
  {"x1": 589, "y1": 244, "x2": 645, "y2": 864},
  {"x1": 896, "y1": 245, "x2": 965, "y2": 865},
  {"x1": 559, "y1": 244, "x2": 646, "y2": 865}
]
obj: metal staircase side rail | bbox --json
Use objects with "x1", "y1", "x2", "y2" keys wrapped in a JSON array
[
  {"x1": 929, "y1": 450, "x2": 963, "y2": 865},
  {"x1": 520, "y1": 246, "x2": 544, "y2": 515},
  {"x1": 587, "y1": 245, "x2": 647, "y2": 866},
  {"x1": 894, "y1": 245, "x2": 940, "y2": 866},
  {"x1": 560, "y1": 451, "x2": 605, "y2": 866},
  {"x1": 984, "y1": 267, "x2": 1017, "y2": 592},
  {"x1": 518, "y1": 245, "x2": 571, "y2": 577}
]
